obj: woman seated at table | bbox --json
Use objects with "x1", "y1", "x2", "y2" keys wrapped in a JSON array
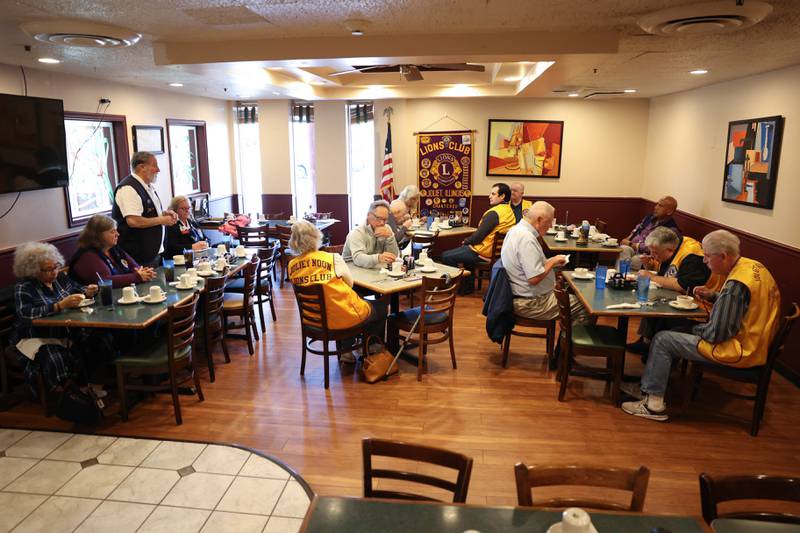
[
  {"x1": 11, "y1": 241, "x2": 115, "y2": 397},
  {"x1": 288, "y1": 220, "x2": 387, "y2": 363},
  {"x1": 398, "y1": 185, "x2": 420, "y2": 220},
  {"x1": 164, "y1": 195, "x2": 209, "y2": 258},
  {"x1": 69, "y1": 215, "x2": 157, "y2": 288}
]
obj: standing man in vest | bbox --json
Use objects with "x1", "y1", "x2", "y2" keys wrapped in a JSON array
[
  {"x1": 112, "y1": 152, "x2": 177, "y2": 267},
  {"x1": 621, "y1": 229, "x2": 780, "y2": 421},
  {"x1": 509, "y1": 182, "x2": 532, "y2": 223},
  {"x1": 442, "y1": 183, "x2": 515, "y2": 294}
]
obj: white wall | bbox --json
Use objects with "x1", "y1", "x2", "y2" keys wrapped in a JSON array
[
  {"x1": 258, "y1": 99, "x2": 291, "y2": 194},
  {"x1": 643, "y1": 65, "x2": 800, "y2": 248},
  {"x1": 0, "y1": 64, "x2": 234, "y2": 249}
]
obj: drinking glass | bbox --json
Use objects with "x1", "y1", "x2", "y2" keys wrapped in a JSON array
[
  {"x1": 637, "y1": 274, "x2": 651, "y2": 302},
  {"x1": 619, "y1": 258, "x2": 631, "y2": 276},
  {"x1": 98, "y1": 279, "x2": 113, "y2": 307},
  {"x1": 595, "y1": 266, "x2": 608, "y2": 289},
  {"x1": 162, "y1": 258, "x2": 175, "y2": 282},
  {"x1": 183, "y1": 250, "x2": 194, "y2": 268}
]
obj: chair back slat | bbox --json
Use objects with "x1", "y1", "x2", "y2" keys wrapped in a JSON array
[
  {"x1": 236, "y1": 225, "x2": 269, "y2": 247},
  {"x1": 321, "y1": 245, "x2": 344, "y2": 254},
  {"x1": 700, "y1": 473, "x2": 800, "y2": 524},
  {"x1": 554, "y1": 276, "x2": 573, "y2": 340},
  {"x1": 292, "y1": 283, "x2": 328, "y2": 331},
  {"x1": 764, "y1": 303, "x2": 799, "y2": 373},
  {"x1": 168, "y1": 292, "x2": 200, "y2": 361},
  {"x1": 0, "y1": 303, "x2": 14, "y2": 347},
  {"x1": 256, "y1": 244, "x2": 278, "y2": 285},
  {"x1": 363, "y1": 438, "x2": 473, "y2": 504},
  {"x1": 419, "y1": 276, "x2": 459, "y2": 315},
  {"x1": 411, "y1": 231, "x2": 438, "y2": 248},
  {"x1": 241, "y1": 257, "x2": 260, "y2": 300},
  {"x1": 204, "y1": 275, "x2": 227, "y2": 324},
  {"x1": 262, "y1": 212, "x2": 285, "y2": 220}
]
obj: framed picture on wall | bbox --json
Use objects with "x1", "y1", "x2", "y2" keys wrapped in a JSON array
[
  {"x1": 722, "y1": 115, "x2": 784, "y2": 210},
  {"x1": 132, "y1": 125, "x2": 164, "y2": 154},
  {"x1": 486, "y1": 119, "x2": 564, "y2": 178}
]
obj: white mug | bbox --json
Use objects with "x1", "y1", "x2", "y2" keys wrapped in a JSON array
[
  {"x1": 179, "y1": 273, "x2": 192, "y2": 287},
  {"x1": 186, "y1": 268, "x2": 198, "y2": 279},
  {"x1": 215, "y1": 258, "x2": 227, "y2": 270},
  {"x1": 149, "y1": 286, "x2": 164, "y2": 300},
  {"x1": 391, "y1": 260, "x2": 403, "y2": 273},
  {"x1": 419, "y1": 250, "x2": 429, "y2": 262},
  {"x1": 216, "y1": 244, "x2": 227, "y2": 255},
  {"x1": 198, "y1": 261, "x2": 212, "y2": 273},
  {"x1": 676, "y1": 295, "x2": 694, "y2": 307},
  {"x1": 575, "y1": 267, "x2": 588, "y2": 275},
  {"x1": 606, "y1": 268, "x2": 617, "y2": 281},
  {"x1": 557, "y1": 231, "x2": 566, "y2": 240},
  {"x1": 235, "y1": 245, "x2": 246, "y2": 257},
  {"x1": 606, "y1": 238, "x2": 618, "y2": 246},
  {"x1": 561, "y1": 507, "x2": 592, "y2": 533},
  {"x1": 173, "y1": 254, "x2": 186, "y2": 265},
  {"x1": 122, "y1": 286, "x2": 136, "y2": 302}
]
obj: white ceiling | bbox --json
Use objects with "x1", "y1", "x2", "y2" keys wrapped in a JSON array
[{"x1": 2, "y1": 0, "x2": 800, "y2": 101}]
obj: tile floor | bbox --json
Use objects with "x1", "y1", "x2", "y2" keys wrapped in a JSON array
[{"x1": 0, "y1": 429, "x2": 311, "y2": 533}]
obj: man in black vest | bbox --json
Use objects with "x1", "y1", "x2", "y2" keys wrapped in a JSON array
[{"x1": 112, "y1": 151, "x2": 177, "y2": 266}]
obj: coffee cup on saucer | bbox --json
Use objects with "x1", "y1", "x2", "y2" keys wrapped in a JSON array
[
  {"x1": 574, "y1": 267, "x2": 589, "y2": 276},
  {"x1": 149, "y1": 286, "x2": 165, "y2": 300},
  {"x1": 391, "y1": 260, "x2": 403, "y2": 274},
  {"x1": 121, "y1": 286, "x2": 137, "y2": 303},
  {"x1": 216, "y1": 243, "x2": 227, "y2": 256},
  {"x1": 676, "y1": 295, "x2": 694, "y2": 307},
  {"x1": 556, "y1": 231, "x2": 566, "y2": 240},
  {"x1": 186, "y1": 268, "x2": 198, "y2": 279},
  {"x1": 215, "y1": 257, "x2": 227, "y2": 270},
  {"x1": 173, "y1": 254, "x2": 186, "y2": 266},
  {"x1": 605, "y1": 238, "x2": 618, "y2": 246},
  {"x1": 178, "y1": 273, "x2": 193, "y2": 288},
  {"x1": 561, "y1": 507, "x2": 592, "y2": 533},
  {"x1": 235, "y1": 245, "x2": 247, "y2": 257}
]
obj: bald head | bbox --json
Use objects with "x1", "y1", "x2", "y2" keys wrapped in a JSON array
[
  {"x1": 510, "y1": 182, "x2": 525, "y2": 205},
  {"x1": 389, "y1": 199, "x2": 408, "y2": 222},
  {"x1": 524, "y1": 201, "x2": 555, "y2": 234},
  {"x1": 654, "y1": 196, "x2": 677, "y2": 219}
]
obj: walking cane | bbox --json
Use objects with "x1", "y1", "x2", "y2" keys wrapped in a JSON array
[{"x1": 383, "y1": 270, "x2": 460, "y2": 379}]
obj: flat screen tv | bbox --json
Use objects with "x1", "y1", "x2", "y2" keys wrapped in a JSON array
[{"x1": 0, "y1": 93, "x2": 69, "y2": 195}]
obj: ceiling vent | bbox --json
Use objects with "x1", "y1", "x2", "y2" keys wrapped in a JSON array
[
  {"x1": 638, "y1": 1, "x2": 772, "y2": 36},
  {"x1": 20, "y1": 20, "x2": 142, "y2": 48}
]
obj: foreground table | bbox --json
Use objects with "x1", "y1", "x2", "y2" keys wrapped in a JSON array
[
  {"x1": 300, "y1": 496, "x2": 709, "y2": 533},
  {"x1": 712, "y1": 518, "x2": 800, "y2": 532}
]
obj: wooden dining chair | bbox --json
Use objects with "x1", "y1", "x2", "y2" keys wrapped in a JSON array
[
  {"x1": 236, "y1": 225, "x2": 270, "y2": 248},
  {"x1": 291, "y1": 283, "x2": 368, "y2": 389},
  {"x1": 115, "y1": 292, "x2": 203, "y2": 425},
  {"x1": 411, "y1": 231, "x2": 438, "y2": 256},
  {"x1": 321, "y1": 244, "x2": 344, "y2": 254},
  {"x1": 222, "y1": 256, "x2": 260, "y2": 355},
  {"x1": 699, "y1": 473, "x2": 800, "y2": 524},
  {"x1": 225, "y1": 244, "x2": 279, "y2": 332},
  {"x1": 593, "y1": 218, "x2": 608, "y2": 233},
  {"x1": 0, "y1": 302, "x2": 49, "y2": 415},
  {"x1": 387, "y1": 274, "x2": 460, "y2": 381},
  {"x1": 501, "y1": 315, "x2": 557, "y2": 369},
  {"x1": 262, "y1": 212, "x2": 285, "y2": 220},
  {"x1": 682, "y1": 303, "x2": 798, "y2": 436},
  {"x1": 554, "y1": 278, "x2": 627, "y2": 406},
  {"x1": 363, "y1": 438, "x2": 473, "y2": 503},
  {"x1": 197, "y1": 274, "x2": 229, "y2": 382},
  {"x1": 473, "y1": 232, "x2": 505, "y2": 291},
  {"x1": 275, "y1": 225, "x2": 294, "y2": 288}
]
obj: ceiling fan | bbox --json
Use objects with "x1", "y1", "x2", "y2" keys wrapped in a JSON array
[{"x1": 329, "y1": 63, "x2": 485, "y2": 82}]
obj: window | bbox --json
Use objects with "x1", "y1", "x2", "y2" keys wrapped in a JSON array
[
  {"x1": 234, "y1": 103, "x2": 262, "y2": 216},
  {"x1": 63, "y1": 112, "x2": 129, "y2": 227},
  {"x1": 290, "y1": 102, "x2": 316, "y2": 217},
  {"x1": 166, "y1": 119, "x2": 209, "y2": 196},
  {"x1": 347, "y1": 102, "x2": 375, "y2": 227}
]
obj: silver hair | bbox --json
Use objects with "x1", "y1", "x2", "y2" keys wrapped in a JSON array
[
  {"x1": 169, "y1": 195, "x2": 189, "y2": 212},
  {"x1": 525, "y1": 200, "x2": 554, "y2": 222},
  {"x1": 289, "y1": 220, "x2": 322, "y2": 255},
  {"x1": 389, "y1": 199, "x2": 407, "y2": 214},
  {"x1": 644, "y1": 226, "x2": 680, "y2": 250},
  {"x1": 13, "y1": 241, "x2": 65, "y2": 279},
  {"x1": 131, "y1": 151, "x2": 155, "y2": 171},
  {"x1": 368, "y1": 200, "x2": 391, "y2": 215},
  {"x1": 398, "y1": 185, "x2": 419, "y2": 202},
  {"x1": 702, "y1": 229, "x2": 740, "y2": 256}
]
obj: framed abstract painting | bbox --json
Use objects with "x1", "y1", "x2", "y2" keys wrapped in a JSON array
[
  {"x1": 722, "y1": 115, "x2": 784, "y2": 209},
  {"x1": 486, "y1": 119, "x2": 563, "y2": 178}
]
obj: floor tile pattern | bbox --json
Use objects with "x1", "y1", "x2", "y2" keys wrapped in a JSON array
[{"x1": 0, "y1": 429, "x2": 310, "y2": 533}]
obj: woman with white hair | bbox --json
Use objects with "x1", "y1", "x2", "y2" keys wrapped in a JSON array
[
  {"x1": 164, "y1": 195, "x2": 209, "y2": 257},
  {"x1": 398, "y1": 185, "x2": 420, "y2": 218},
  {"x1": 287, "y1": 220, "x2": 387, "y2": 363},
  {"x1": 10, "y1": 242, "x2": 105, "y2": 395}
]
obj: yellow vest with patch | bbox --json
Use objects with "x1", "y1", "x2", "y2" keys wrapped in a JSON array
[
  {"x1": 664, "y1": 236, "x2": 724, "y2": 311},
  {"x1": 469, "y1": 203, "x2": 516, "y2": 259},
  {"x1": 288, "y1": 251, "x2": 371, "y2": 330},
  {"x1": 697, "y1": 257, "x2": 780, "y2": 368}
]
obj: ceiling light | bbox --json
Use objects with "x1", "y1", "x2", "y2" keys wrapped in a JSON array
[
  {"x1": 503, "y1": 76, "x2": 522, "y2": 82},
  {"x1": 351, "y1": 29, "x2": 363, "y2": 36},
  {"x1": 623, "y1": 89, "x2": 637, "y2": 93},
  {"x1": 568, "y1": 92, "x2": 579, "y2": 97},
  {"x1": 38, "y1": 57, "x2": 60, "y2": 64},
  {"x1": 690, "y1": 69, "x2": 709, "y2": 75},
  {"x1": 169, "y1": 82, "x2": 183, "y2": 87}
]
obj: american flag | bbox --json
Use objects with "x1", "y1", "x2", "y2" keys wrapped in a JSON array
[{"x1": 380, "y1": 122, "x2": 395, "y2": 201}]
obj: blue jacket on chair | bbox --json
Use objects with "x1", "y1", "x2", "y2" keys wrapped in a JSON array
[{"x1": 482, "y1": 259, "x2": 515, "y2": 344}]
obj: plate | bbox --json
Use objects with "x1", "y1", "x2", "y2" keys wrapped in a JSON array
[
  {"x1": 603, "y1": 242, "x2": 620, "y2": 247},
  {"x1": 572, "y1": 273, "x2": 595, "y2": 280},
  {"x1": 175, "y1": 283, "x2": 196, "y2": 290},
  {"x1": 197, "y1": 270, "x2": 216, "y2": 277},
  {"x1": 77, "y1": 298, "x2": 95, "y2": 308},
  {"x1": 419, "y1": 267, "x2": 437, "y2": 273},
  {"x1": 438, "y1": 225, "x2": 451, "y2": 230},
  {"x1": 546, "y1": 522, "x2": 598, "y2": 533},
  {"x1": 387, "y1": 270, "x2": 405, "y2": 278},
  {"x1": 141, "y1": 294, "x2": 167, "y2": 304},
  {"x1": 554, "y1": 238, "x2": 568, "y2": 242},
  {"x1": 117, "y1": 297, "x2": 140, "y2": 305},
  {"x1": 546, "y1": 229, "x2": 557, "y2": 235},
  {"x1": 669, "y1": 300, "x2": 699, "y2": 310}
]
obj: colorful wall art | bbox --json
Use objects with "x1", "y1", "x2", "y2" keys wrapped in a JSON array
[
  {"x1": 722, "y1": 116, "x2": 784, "y2": 209},
  {"x1": 486, "y1": 119, "x2": 563, "y2": 178}
]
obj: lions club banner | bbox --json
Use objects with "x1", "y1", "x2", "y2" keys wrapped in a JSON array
[{"x1": 416, "y1": 131, "x2": 473, "y2": 223}]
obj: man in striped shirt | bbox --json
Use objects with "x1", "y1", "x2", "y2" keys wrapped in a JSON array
[{"x1": 621, "y1": 229, "x2": 780, "y2": 421}]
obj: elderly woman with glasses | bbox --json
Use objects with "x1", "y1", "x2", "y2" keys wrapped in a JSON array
[
  {"x1": 69, "y1": 214, "x2": 156, "y2": 287},
  {"x1": 10, "y1": 242, "x2": 111, "y2": 394},
  {"x1": 164, "y1": 195, "x2": 209, "y2": 258}
]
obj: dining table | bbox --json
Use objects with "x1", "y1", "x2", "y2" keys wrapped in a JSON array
[
  {"x1": 711, "y1": 518, "x2": 800, "y2": 532},
  {"x1": 541, "y1": 231, "x2": 623, "y2": 266},
  {"x1": 299, "y1": 496, "x2": 711, "y2": 533}
]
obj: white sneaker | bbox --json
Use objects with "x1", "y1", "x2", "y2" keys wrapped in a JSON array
[
  {"x1": 340, "y1": 351, "x2": 357, "y2": 364},
  {"x1": 621, "y1": 398, "x2": 668, "y2": 421},
  {"x1": 620, "y1": 382, "x2": 644, "y2": 400}
]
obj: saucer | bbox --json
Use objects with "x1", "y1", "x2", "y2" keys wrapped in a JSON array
[
  {"x1": 175, "y1": 283, "x2": 196, "y2": 290},
  {"x1": 173, "y1": 260, "x2": 186, "y2": 266},
  {"x1": 141, "y1": 294, "x2": 167, "y2": 304},
  {"x1": 117, "y1": 297, "x2": 139, "y2": 305},
  {"x1": 669, "y1": 300, "x2": 699, "y2": 310},
  {"x1": 387, "y1": 270, "x2": 405, "y2": 278},
  {"x1": 546, "y1": 522, "x2": 598, "y2": 533},
  {"x1": 572, "y1": 273, "x2": 594, "y2": 280},
  {"x1": 197, "y1": 270, "x2": 216, "y2": 277},
  {"x1": 603, "y1": 242, "x2": 620, "y2": 247},
  {"x1": 554, "y1": 237, "x2": 568, "y2": 242},
  {"x1": 438, "y1": 224, "x2": 451, "y2": 230},
  {"x1": 419, "y1": 266, "x2": 437, "y2": 273},
  {"x1": 546, "y1": 229, "x2": 557, "y2": 235}
]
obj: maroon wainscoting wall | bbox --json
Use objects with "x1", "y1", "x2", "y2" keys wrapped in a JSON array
[
  {"x1": 316, "y1": 194, "x2": 350, "y2": 245},
  {"x1": 260, "y1": 194, "x2": 294, "y2": 219},
  {"x1": 0, "y1": 232, "x2": 81, "y2": 289}
]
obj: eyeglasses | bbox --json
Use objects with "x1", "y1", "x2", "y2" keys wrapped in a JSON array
[
  {"x1": 369, "y1": 213, "x2": 388, "y2": 223},
  {"x1": 39, "y1": 264, "x2": 62, "y2": 273}
]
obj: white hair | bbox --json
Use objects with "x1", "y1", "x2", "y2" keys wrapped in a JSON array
[
  {"x1": 368, "y1": 200, "x2": 390, "y2": 216},
  {"x1": 289, "y1": 220, "x2": 322, "y2": 255},
  {"x1": 398, "y1": 185, "x2": 419, "y2": 203},
  {"x1": 13, "y1": 241, "x2": 65, "y2": 279},
  {"x1": 525, "y1": 200, "x2": 554, "y2": 222},
  {"x1": 702, "y1": 229, "x2": 740, "y2": 256},
  {"x1": 389, "y1": 199, "x2": 408, "y2": 215},
  {"x1": 645, "y1": 226, "x2": 680, "y2": 250}
]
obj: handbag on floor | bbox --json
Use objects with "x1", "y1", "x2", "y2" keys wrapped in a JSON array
[
  {"x1": 360, "y1": 335, "x2": 399, "y2": 384},
  {"x1": 56, "y1": 382, "x2": 104, "y2": 424}
]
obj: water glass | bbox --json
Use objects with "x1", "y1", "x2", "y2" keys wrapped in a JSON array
[
  {"x1": 619, "y1": 258, "x2": 631, "y2": 276},
  {"x1": 183, "y1": 249, "x2": 194, "y2": 268},
  {"x1": 162, "y1": 258, "x2": 175, "y2": 282},
  {"x1": 637, "y1": 274, "x2": 651, "y2": 302},
  {"x1": 98, "y1": 279, "x2": 113, "y2": 307},
  {"x1": 595, "y1": 266, "x2": 608, "y2": 289}
]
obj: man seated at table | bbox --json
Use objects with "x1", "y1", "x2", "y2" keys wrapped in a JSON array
[
  {"x1": 618, "y1": 196, "x2": 680, "y2": 269},
  {"x1": 626, "y1": 226, "x2": 715, "y2": 355},
  {"x1": 343, "y1": 200, "x2": 399, "y2": 268},
  {"x1": 289, "y1": 220, "x2": 387, "y2": 363},
  {"x1": 501, "y1": 201, "x2": 589, "y2": 325},
  {"x1": 442, "y1": 183, "x2": 515, "y2": 294},
  {"x1": 509, "y1": 181, "x2": 532, "y2": 223},
  {"x1": 621, "y1": 229, "x2": 780, "y2": 421},
  {"x1": 388, "y1": 199, "x2": 412, "y2": 249}
]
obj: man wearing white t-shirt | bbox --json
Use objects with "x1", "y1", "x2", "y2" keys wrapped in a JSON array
[{"x1": 112, "y1": 151, "x2": 177, "y2": 266}]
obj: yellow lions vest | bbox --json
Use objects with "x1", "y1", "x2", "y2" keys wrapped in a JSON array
[
  {"x1": 288, "y1": 251, "x2": 371, "y2": 330},
  {"x1": 697, "y1": 257, "x2": 780, "y2": 368},
  {"x1": 469, "y1": 203, "x2": 516, "y2": 259},
  {"x1": 664, "y1": 236, "x2": 723, "y2": 311}
]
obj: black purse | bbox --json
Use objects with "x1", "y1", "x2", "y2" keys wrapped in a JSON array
[{"x1": 56, "y1": 382, "x2": 104, "y2": 424}]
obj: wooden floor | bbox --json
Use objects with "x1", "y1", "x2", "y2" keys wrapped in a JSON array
[{"x1": 2, "y1": 284, "x2": 799, "y2": 516}]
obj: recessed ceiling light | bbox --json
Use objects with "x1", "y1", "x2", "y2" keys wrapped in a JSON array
[
  {"x1": 568, "y1": 92, "x2": 580, "y2": 97},
  {"x1": 169, "y1": 82, "x2": 183, "y2": 87},
  {"x1": 690, "y1": 69, "x2": 708, "y2": 75},
  {"x1": 38, "y1": 57, "x2": 60, "y2": 64},
  {"x1": 623, "y1": 89, "x2": 637, "y2": 93},
  {"x1": 503, "y1": 76, "x2": 522, "y2": 82},
  {"x1": 351, "y1": 29, "x2": 364, "y2": 36}
]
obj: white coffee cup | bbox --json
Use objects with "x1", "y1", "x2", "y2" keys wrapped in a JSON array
[
  {"x1": 391, "y1": 260, "x2": 403, "y2": 273},
  {"x1": 425, "y1": 257, "x2": 434, "y2": 267},
  {"x1": 198, "y1": 260, "x2": 213, "y2": 273},
  {"x1": 149, "y1": 286, "x2": 164, "y2": 300},
  {"x1": 235, "y1": 245, "x2": 246, "y2": 257},
  {"x1": 575, "y1": 267, "x2": 588, "y2": 276},
  {"x1": 215, "y1": 258, "x2": 227, "y2": 270},
  {"x1": 419, "y1": 250, "x2": 429, "y2": 262},
  {"x1": 676, "y1": 295, "x2": 694, "y2": 307},
  {"x1": 556, "y1": 231, "x2": 566, "y2": 240},
  {"x1": 121, "y1": 286, "x2": 136, "y2": 302},
  {"x1": 76, "y1": 294, "x2": 86, "y2": 305},
  {"x1": 173, "y1": 254, "x2": 186, "y2": 265},
  {"x1": 216, "y1": 244, "x2": 227, "y2": 255},
  {"x1": 179, "y1": 273, "x2": 192, "y2": 287},
  {"x1": 561, "y1": 507, "x2": 592, "y2": 533},
  {"x1": 606, "y1": 268, "x2": 617, "y2": 280},
  {"x1": 186, "y1": 268, "x2": 198, "y2": 279}
]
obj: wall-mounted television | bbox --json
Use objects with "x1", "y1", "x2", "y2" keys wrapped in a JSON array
[{"x1": 0, "y1": 93, "x2": 69, "y2": 195}]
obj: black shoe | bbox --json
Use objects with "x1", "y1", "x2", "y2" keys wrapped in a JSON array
[{"x1": 626, "y1": 338, "x2": 650, "y2": 355}]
